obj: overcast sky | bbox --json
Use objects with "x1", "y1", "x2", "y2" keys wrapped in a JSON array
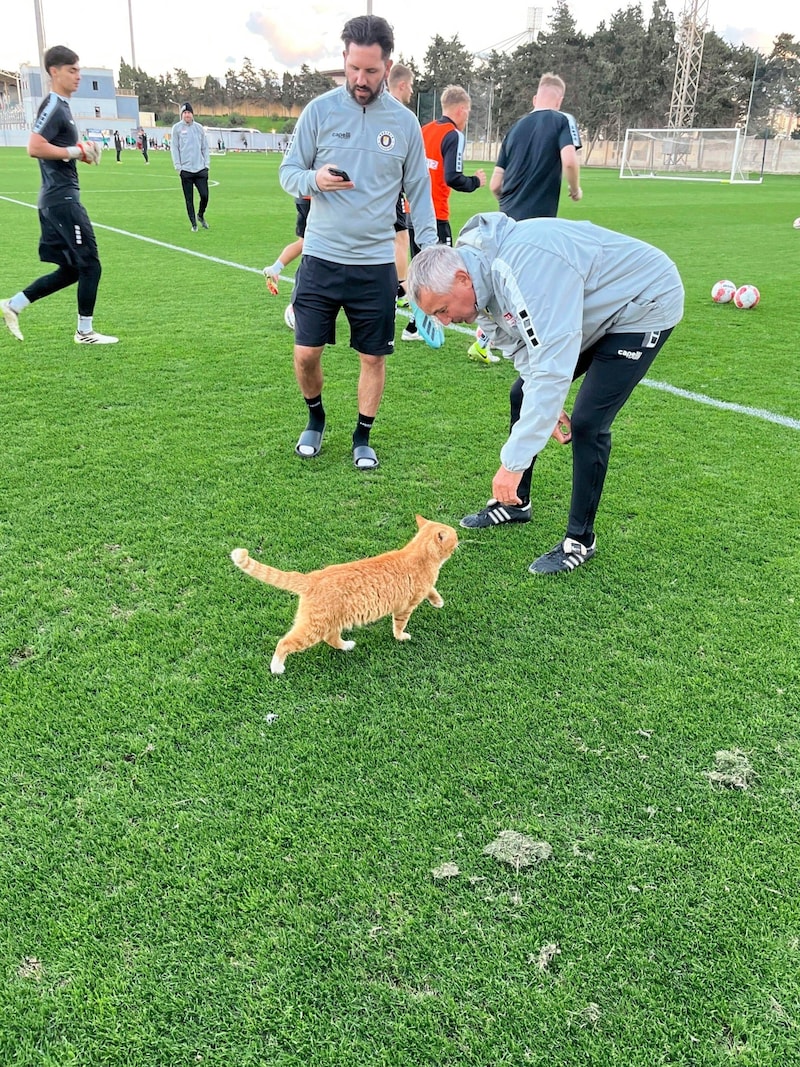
[{"x1": 1, "y1": 1, "x2": 796, "y2": 81}]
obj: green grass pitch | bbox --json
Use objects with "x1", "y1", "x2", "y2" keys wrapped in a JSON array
[{"x1": 1, "y1": 147, "x2": 799, "y2": 1065}]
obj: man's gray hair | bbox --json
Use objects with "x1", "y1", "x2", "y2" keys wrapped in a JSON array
[{"x1": 406, "y1": 244, "x2": 469, "y2": 307}]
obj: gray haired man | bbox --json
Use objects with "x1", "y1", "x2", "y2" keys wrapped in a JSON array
[{"x1": 406, "y1": 212, "x2": 683, "y2": 575}]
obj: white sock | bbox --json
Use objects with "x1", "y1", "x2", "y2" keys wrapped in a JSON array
[
  {"x1": 9, "y1": 293, "x2": 30, "y2": 314},
  {"x1": 78, "y1": 316, "x2": 93, "y2": 334}
]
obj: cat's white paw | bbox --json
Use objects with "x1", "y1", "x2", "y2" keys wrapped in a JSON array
[
  {"x1": 396, "y1": 632, "x2": 411, "y2": 641},
  {"x1": 430, "y1": 596, "x2": 444, "y2": 608},
  {"x1": 341, "y1": 640, "x2": 355, "y2": 652},
  {"x1": 270, "y1": 654, "x2": 285, "y2": 675}
]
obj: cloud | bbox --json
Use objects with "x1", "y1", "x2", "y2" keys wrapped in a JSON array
[
  {"x1": 720, "y1": 24, "x2": 777, "y2": 53},
  {"x1": 246, "y1": 10, "x2": 338, "y2": 67}
]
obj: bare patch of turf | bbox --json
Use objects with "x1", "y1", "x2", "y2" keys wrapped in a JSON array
[
  {"x1": 431, "y1": 862, "x2": 460, "y2": 880},
  {"x1": 483, "y1": 831, "x2": 553, "y2": 869},
  {"x1": 704, "y1": 749, "x2": 756, "y2": 790}
]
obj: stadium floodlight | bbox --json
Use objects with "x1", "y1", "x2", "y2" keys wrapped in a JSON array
[{"x1": 619, "y1": 128, "x2": 764, "y2": 184}]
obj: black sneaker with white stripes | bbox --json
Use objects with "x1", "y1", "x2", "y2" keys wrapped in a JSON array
[
  {"x1": 528, "y1": 536, "x2": 596, "y2": 574},
  {"x1": 460, "y1": 499, "x2": 531, "y2": 529}
]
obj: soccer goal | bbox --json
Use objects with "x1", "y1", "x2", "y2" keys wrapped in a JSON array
[{"x1": 620, "y1": 128, "x2": 763, "y2": 184}]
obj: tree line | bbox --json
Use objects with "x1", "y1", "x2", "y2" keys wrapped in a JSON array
[{"x1": 118, "y1": 0, "x2": 799, "y2": 139}]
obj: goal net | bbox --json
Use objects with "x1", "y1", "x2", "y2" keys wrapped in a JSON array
[
  {"x1": 620, "y1": 128, "x2": 763, "y2": 183},
  {"x1": 203, "y1": 128, "x2": 286, "y2": 154}
]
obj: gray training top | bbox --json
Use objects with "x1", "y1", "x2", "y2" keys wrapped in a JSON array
[
  {"x1": 279, "y1": 85, "x2": 437, "y2": 265},
  {"x1": 170, "y1": 119, "x2": 209, "y2": 174},
  {"x1": 456, "y1": 212, "x2": 685, "y2": 472}
]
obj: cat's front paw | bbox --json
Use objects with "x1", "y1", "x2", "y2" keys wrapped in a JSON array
[
  {"x1": 395, "y1": 631, "x2": 411, "y2": 641},
  {"x1": 429, "y1": 592, "x2": 444, "y2": 608},
  {"x1": 341, "y1": 640, "x2": 355, "y2": 652},
  {"x1": 270, "y1": 654, "x2": 286, "y2": 675}
]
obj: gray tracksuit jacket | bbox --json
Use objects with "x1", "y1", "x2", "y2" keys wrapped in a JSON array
[
  {"x1": 171, "y1": 120, "x2": 209, "y2": 174},
  {"x1": 456, "y1": 213, "x2": 684, "y2": 472},
  {"x1": 279, "y1": 85, "x2": 437, "y2": 265}
]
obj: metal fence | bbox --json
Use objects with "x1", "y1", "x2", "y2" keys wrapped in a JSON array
[{"x1": 465, "y1": 136, "x2": 800, "y2": 175}]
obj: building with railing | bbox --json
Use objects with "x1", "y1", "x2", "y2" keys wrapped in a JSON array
[{"x1": 0, "y1": 64, "x2": 142, "y2": 146}]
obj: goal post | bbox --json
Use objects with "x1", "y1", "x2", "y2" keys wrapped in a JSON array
[{"x1": 620, "y1": 128, "x2": 763, "y2": 184}]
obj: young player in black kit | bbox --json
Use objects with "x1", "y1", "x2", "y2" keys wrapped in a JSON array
[{"x1": 1, "y1": 45, "x2": 118, "y2": 345}]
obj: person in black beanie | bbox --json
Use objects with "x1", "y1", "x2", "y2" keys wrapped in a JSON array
[{"x1": 170, "y1": 103, "x2": 210, "y2": 231}]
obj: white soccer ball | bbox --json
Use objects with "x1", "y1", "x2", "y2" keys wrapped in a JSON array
[
  {"x1": 711, "y1": 279, "x2": 736, "y2": 304},
  {"x1": 733, "y1": 284, "x2": 760, "y2": 309},
  {"x1": 793, "y1": 217, "x2": 800, "y2": 229}
]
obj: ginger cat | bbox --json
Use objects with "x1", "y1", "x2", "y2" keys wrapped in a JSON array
[{"x1": 231, "y1": 515, "x2": 458, "y2": 674}]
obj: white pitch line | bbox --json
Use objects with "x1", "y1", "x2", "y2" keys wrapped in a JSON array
[
  {"x1": 639, "y1": 379, "x2": 800, "y2": 430},
  {"x1": 2, "y1": 193, "x2": 798, "y2": 431}
]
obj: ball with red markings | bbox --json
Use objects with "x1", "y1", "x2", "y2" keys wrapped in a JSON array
[
  {"x1": 711, "y1": 279, "x2": 736, "y2": 303},
  {"x1": 733, "y1": 284, "x2": 760, "y2": 309}
]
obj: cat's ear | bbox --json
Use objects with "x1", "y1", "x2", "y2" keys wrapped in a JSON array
[{"x1": 415, "y1": 514, "x2": 426, "y2": 529}]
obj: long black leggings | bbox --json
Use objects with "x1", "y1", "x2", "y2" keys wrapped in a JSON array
[
  {"x1": 180, "y1": 171, "x2": 209, "y2": 224},
  {"x1": 509, "y1": 328, "x2": 673, "y2": 538},
  {"x1": 23, "y1": 261, "x2": 102, "y2": 318}
]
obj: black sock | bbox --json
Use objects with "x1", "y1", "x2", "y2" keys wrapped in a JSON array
[
  {"x1": 353, "y1": 413, "x2": 375, "y2": 449},
  {"x1": 304, "y1": 394, "x2": 325, "y2": 433}
]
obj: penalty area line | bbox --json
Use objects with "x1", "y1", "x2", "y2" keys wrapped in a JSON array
[
  {"x1": 639, "y1": 379, "x2": 800, "y2": 431},
  {"x1": 0, "y1": 193, "x2": 263, "y2": 275},
  {"x1": 2, "y1": 193, "x2": 797, "y2": 430}
]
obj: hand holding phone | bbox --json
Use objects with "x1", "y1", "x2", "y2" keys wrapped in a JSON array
[{"x1": 328, "y1": 167, "x2": 350, "y2": 181}]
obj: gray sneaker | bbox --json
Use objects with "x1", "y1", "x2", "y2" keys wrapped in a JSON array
[
  {"x1": 460, "y1": 499, "x2": 531, "y2": 529},
  {"x1": 198, "y1": 217, "x2": 209, "y2": 229},
  {"x1": 529, "y1": 536, "x2": 596, "y2": 574},
  {"x1": 1, "y1": 299, "x2": 23, "y2": 341}
]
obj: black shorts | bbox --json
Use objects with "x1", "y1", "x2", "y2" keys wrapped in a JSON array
[
  {"x1": 293, "y1": 255, "x2": 397, "y2": 355},
  {"x1": 38, "y1": 201, "x2": 99, "y2": 270},
  {"x1": 295, "y1": 198, "x2": 311, "y2": 238},
  {"x1": 394, "y1": 192, "x2": 409, "y2": 232},
  {"x1": 410, "y1": 218, "x2": 452, "y2": 257}
]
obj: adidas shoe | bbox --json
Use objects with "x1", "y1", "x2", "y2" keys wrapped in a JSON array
[
  {"x1": 460, "y1": 498, "x2": 531, "y2": 529},
  {"x1": 191, "y1": 224, "x2": 198, "y2": 232},
  {"x1": 1, "y1": 299, "x2": 23, "y2": 341},
  {"x1": 467, "y1": 340, "x2": 500, "y2": 364},
  {"x1": 529, "y1": 536, "x2": 596, "y2": 575},
  {"x1": 284, "y1": 304, "x2": 295, "y2": 329},
  {"x1": 198, "y1": 216, "x2": 209, "y2": 229},
  {"x1": 401, "y1": 326, "x2": 423, "y2": 341},
  {"x1": 74, "y1": 330, "x2": 119, "y2": 344}
]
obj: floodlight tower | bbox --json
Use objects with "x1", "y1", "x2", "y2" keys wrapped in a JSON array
[
  {"x1": 667, "y1": 0, "x2": 709, "y2": 129},
  {"x1": 525, "y1": 7, "x2": 544, "y2": 43},
  {"x1": 128, "y1": 0, "x2": 137, "y2": 69},
  {"x1": 33, "y1": 0, "x2": 48, "y2": 94}
]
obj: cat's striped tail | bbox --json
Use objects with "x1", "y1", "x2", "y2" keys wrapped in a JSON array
[{"x1": 230, "y1": 548, "x2": 308, "y2": 594}]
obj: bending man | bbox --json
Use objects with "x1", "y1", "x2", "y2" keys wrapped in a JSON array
[{"x1": 406, "y1": 212, "x2": 683, "y2": 574}]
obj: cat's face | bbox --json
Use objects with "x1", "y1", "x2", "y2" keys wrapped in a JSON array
[{"x1": 416, "y1": 516, "x2": 459, "y2": 560}]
